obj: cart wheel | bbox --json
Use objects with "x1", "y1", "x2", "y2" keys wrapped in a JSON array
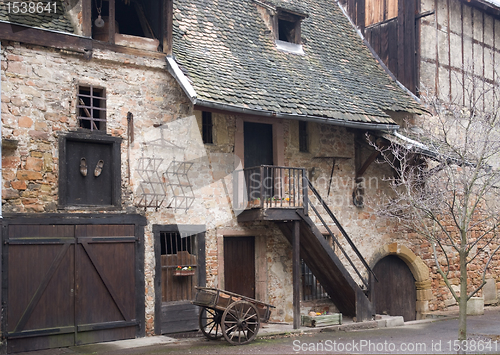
[
  {"x1": 199, "y1": 307, "x2": 223, "y2": 340},
  {"x1": 221, "y1": 300, "x2": 260, "y2": 345}
]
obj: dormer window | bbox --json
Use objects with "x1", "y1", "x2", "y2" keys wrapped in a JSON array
[
  {"x1": 277, "y1": 12, "x2": 302, "y2": 44},
  {"x1": 274, "y1": 8, "x2": 307, "y2": 54},
  {"x1": 87, "y1": 0, "x2": 171, "y2": 52}
]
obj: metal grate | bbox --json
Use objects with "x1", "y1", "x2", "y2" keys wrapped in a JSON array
[
  {"x1": 301, "y1": 261, "x2": 329, "y2": 301},
  {"x1": 160, "y1": 232, "x2": 193, "y2": 255},
  {"x1": 77, "y1": 85, "x2": 106, "y2": 131}
]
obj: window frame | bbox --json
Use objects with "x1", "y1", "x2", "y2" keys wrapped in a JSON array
[
  {"x1": 275, "y1": 9, "x2": 305, "y2": 45},
  {"x1": 77, "y1": 84, "x2": 107, "y2": 133}
]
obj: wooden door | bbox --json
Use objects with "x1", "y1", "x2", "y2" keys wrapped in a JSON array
[
  {"x1": 372, "y1": 255, "x2": 416, "y2": 321},
  {"x1": 159, "y1": 231, "x2": 201, "y2": 334},
  {"x1": 6, "y1": 225, "x2": 76, "y2": 353},
  {"x1": 66, "y1": 140, "x2": 113, "y2": 205},
  {"x1": 74, "y1": 225, "x2": 137, "y2": 345},
  {"x1": 244, "y1": 122, "x2": 274, "y2": 199},
  {"x1": 244, "y1": 122, "x2": 273, "y2": 169},
  {"x1": 4, "y1": 223, "x2": 139, "y2": 353},
  {"x1": 224, "y1": 237, "x2": 255, "y2": 298}
]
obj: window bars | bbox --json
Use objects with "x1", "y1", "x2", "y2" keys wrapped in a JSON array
[{"x1": 77, "y1": 85, "x2": 106, "y2": 131}]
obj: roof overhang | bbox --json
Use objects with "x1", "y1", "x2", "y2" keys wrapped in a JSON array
[
  {"x1": 459, "y1": 0, "x2": 500, "y2": 18},
  {"x1": 166, "y1": 55, "x2": 400, "y2": 131}
]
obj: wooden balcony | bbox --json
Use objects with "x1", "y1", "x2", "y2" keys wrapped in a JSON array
[{"x1": 233, "y1": 166, "x2": 308, "y2": 222}]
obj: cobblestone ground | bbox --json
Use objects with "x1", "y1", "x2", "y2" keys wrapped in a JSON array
[{"x1": 15, "y1": 306, "x2": 500, "y2": 355}]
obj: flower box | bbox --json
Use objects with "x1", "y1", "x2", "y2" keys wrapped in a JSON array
[{"x1": 174, "y1": 267, "x2": 196, "y2": 276}]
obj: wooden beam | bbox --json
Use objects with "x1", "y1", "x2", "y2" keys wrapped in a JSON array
[
  {"x1": 82, "y1": 0, "x2": 92, "y2": 37},
  {"x1": 292, "y1": 221, "x2": 300, "y2": 329},
  {"x1": 0, "y1": 22, "x2": 92, "y2": 53},
  {"x1": 108, "y1": 0, "x2": 115, "y2": 45},
  {"x1": 164, "y1": 0, "x2": 173, "y2": 54},
  {"x1": 356, "y1": 150, "x2": 380, "y2": 179}
]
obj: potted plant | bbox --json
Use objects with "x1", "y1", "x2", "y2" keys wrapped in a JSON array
[{"x1": 174, "y1": 265, "x2": 196, "y2": 276}]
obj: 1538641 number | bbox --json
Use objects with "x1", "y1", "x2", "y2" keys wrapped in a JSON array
[{"x1": 6, "y1": 2, "x2": 57, "y2": 14}]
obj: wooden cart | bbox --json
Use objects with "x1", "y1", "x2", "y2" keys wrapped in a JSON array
[{"x1": 192, "y1": 287, "x2": 275, "y2": 345}]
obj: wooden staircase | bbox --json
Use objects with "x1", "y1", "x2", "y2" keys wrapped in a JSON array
[
  {"x1": 234, "y1": 166, "x2": 376, "y2": 321},
  {"x1": 276, "y1": 210, "x2": 373, "y2": 320}
]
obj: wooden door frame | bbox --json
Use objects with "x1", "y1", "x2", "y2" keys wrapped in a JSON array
[
  {"x1": 153, "y1": 224, "x2": 206, "y2": 335},
  {"x1": 1, "y1": 213, "x2": 147, "y2": 345},
  {"x1": 217, "y1": 228, "x2": 268, "y2": 303},
  {"x1": 234, "y1": 116, "x2": 285, "y2": 168}
]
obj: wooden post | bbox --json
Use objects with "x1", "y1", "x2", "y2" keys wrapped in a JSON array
[
  {"x1": 164, "y1": 0, "x2": 173, "y2": 54},
  {"x1": 292, "y1": 220, "x2": 300, "y2": 329},
  {"x1": 82, "y1": 0, "x2": 92, "y2": 37},
  {"x1": 108, "y1": 0, "x2": 115, "y2": 45},
  {"x1": 302, "y1": 169, "x2": 308, "y2": 215},
  {"x1": 259, "y1": 166, "x2": 264, "y2": 209}
]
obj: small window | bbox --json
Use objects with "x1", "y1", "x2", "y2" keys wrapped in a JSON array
[
  {"x1": 299, "y1": 121, "x2": 308, "y2": 152},
  {"x1": 160, "y1": 231, "x2": 193, "y2": 255},
  {"x1": 279, "y1": 18, "x2": 297, "y2": 43},
  {"x1": 276, "y1": 10, "x2": 305, "y2": 44},
  {"x1": 202, "y1": 111, "x2": 213, "y2": 144},
  {"x1": 301, "y1": 261, "x2": 329, "y2": 300},
  {"x1": 77, "y1": 85, "x2": 106, "y2": 132}
]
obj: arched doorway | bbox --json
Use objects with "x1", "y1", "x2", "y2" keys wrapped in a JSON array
[{"x1": 372, "y1": 255, "x2": 416, "y2": 321}]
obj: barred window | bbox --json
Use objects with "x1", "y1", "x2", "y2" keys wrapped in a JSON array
[{"x1": 77, "y1": 85, "x2": 106, "y2": 132}]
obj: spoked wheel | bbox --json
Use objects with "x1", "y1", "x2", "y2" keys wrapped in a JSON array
[
  {"x1": 221, "y1": 300, "x2": 260, "y2": 345},
  {"x1": 199, "y1": 307, "x2": 223, "y2": 340}
]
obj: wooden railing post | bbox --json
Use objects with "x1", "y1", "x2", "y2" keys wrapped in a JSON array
[
  {"x1": 292, "y1": 220, "x2": 301, "y2": 329},
  {"x1": 302, "y1": 169, "x2": 308, "y2": 215},
  {"x1": 259, "y1": 166, "x2": 264, "y2": 209}
]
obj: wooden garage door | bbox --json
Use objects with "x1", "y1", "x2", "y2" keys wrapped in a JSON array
[
  {"x1": 5, "y1": 224, "x2": 139, "y2": 353},
  {"x1": 372, "y1": 255, "x2": 416, "y2": 321}
]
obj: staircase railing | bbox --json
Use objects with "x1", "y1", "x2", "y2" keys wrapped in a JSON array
[
  {"x1": 306, "y1": 178, "x2": 377, "y2": 290},
  {"x1": 233, "y1": 165, "x2": 308, "y2": 211}
]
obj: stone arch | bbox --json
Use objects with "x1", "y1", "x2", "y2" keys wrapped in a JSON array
[{"x1": 370, "y1": 242, "x2": 432, "y2": 319}]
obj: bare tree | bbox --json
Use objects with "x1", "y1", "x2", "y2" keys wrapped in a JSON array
[{"x1": 371, "y1": 72, "x2": 500, "y2": 342}]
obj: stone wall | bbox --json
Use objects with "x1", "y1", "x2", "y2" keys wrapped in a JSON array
[{"x1": 6, "y1": 34, "x2": 494, "y2": 336}]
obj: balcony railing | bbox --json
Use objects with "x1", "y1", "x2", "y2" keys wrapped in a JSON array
[{"x1": 233, "y1": 165, "x2": 308, "y2": 212}]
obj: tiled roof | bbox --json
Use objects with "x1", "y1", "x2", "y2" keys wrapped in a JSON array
[
  {"x1": 172, "y1": 0, "x2": 423, "y2": 126},
  {"x1": 0, "y1": 1, "x2": 74, "y2": 33}
]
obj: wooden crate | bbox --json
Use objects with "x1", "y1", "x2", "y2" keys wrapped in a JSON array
[{"x1": 301, "y1": 313, "x2": 342, "y2": 327}]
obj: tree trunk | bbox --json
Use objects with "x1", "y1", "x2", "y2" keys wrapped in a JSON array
[{"x1": 458, "y1": 249, "x2": 468, "y2": 342}]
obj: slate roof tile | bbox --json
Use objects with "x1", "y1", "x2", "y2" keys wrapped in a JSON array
[
  {"x1": 173, "y1": 0, "x2": 422, "y2": 125},
  {"x1": 0, "y1": 0, "x2": 74, "y2": 33}
]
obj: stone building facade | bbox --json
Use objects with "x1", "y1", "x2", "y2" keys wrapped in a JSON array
[{"x1": 0, "y1": 0, "x2": 464, "y2": 352}]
